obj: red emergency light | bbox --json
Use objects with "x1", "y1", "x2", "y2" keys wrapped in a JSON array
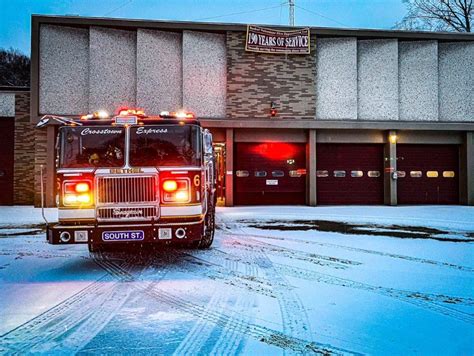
[{"x1": 160, "y1": 111, "x2": 195, "y2": 120}]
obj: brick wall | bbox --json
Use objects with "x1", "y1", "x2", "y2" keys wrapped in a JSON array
[
  {"x1": 226, "y1": 31, "x2": 316, "y2": 120},
  {"x1": 13, "y1": 92, "x2": 35, "y2": 205},
  {"x1": 34, "y1": 128, "x2": 48, "y2": 207}
]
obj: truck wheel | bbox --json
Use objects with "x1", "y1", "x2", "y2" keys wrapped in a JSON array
[{"x1": 199, "y1": 205, "x2": 215, "y2": 249}]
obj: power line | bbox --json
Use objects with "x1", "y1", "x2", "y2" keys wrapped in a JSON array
[
  {"x1": 294, "y1": 4, "x2": 347, "y2": 27},
  {"x1": 195, "y1": 2, "x2": 288, "y2": 21},
  {"x1": 104, "y1": 0, "x2": 134, "y2": 16}
]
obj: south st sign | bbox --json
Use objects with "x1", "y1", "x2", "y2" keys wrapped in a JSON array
[{"x1": 245, "y1": 25, "x2": 311, "y2": 54}]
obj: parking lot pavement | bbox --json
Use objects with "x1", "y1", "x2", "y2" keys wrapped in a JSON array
[{"x1": 0, "y1": 206, "x2": 473, "y2": 354}]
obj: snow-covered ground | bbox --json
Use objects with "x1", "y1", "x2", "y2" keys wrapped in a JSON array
[{"x1": 0, "y1": 206, "x2": 473, "y2": 354}]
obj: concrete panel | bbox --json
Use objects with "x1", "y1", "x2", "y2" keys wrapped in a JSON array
[
  {"x1": 39, "y1": 25, "x2": 89, "y2": 115},
  {"x1": 316, "y1": 129, "x2": 385, "y2": 143},
  {"x1": 183, "y1": 31, "x2": 226, "y2": 118},
  {"x1": 0, "y1": 93, "x2": 15, "y2": 117},
  {"x1": 316, "y1": 38, "x2": 357, "y2": 120},
  {"x1": 358, "y1": 39, "x2": 399, "y2": 121},
  {"x1": 89, "y1": 27, "x2": 136, "y2": 113},
  {"x1": 399, "y1": 41, "x2": 438, "y2": 121},
  {"x1": 439, "y1": 42, "x2": 474, "y2": 122},
  {"x1": 137, "y1": 29, "x2": 182, "y2": 115}
]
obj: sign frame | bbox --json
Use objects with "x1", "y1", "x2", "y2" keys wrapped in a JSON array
[{"x1": 245, "y1": 25, "x2": 311, "y2": 55}]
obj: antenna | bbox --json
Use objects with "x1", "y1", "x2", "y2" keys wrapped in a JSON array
[{"x1": 289, "y1": 0, "x2": 295, "y2": 26}]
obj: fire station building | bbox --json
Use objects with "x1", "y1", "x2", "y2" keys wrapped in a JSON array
[{"x1": 17, "y1": 15, "x2": 474, "y2": 206}]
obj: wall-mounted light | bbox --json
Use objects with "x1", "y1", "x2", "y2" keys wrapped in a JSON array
[
  {"x1": 389, "y1": 131, "x2": 397, "y2": 144},
  {"x1": 270, "y1": 101, "x2": 277, "y2": 117}
]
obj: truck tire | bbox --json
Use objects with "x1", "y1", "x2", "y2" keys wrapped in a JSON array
[{"x1": 199, "y1": 203, "x2": 215, "y2": 249}]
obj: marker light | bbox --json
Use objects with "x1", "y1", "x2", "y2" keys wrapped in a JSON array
[
  {"x1": 63, "y1": 181, "x2": 93, "y2": 206},
  {"x1": 162, "y1": 180, "x2": 178, "y2": 192},
  {"x1": 96, "y1": 110, "x2": 109, "y2": 119},
  {"x1": 175, "y1": 191, "x2": 189, "y2": 201},
  {"x1": 175, "y1": 111, "x2": 188, "y2": 119},
  {"x1": 161, "y1": 178, "x2": 190, "y2": 203},
  {"x1": 75, "y1": 182, "x2": 90, "y2": 193},
  {"x1": 117, "y1": 108, "x2": 146, "y2": 117}
]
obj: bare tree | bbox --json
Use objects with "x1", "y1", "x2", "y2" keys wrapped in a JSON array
[
  {"x1": 396, "y1": 0, "x2": 472, "y2": 32},
  {"x1": 0, "y1": 48, "x2": 30, "y2": 87}
]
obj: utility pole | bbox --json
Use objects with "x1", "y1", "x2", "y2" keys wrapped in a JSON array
[{"x1": 289, "y1": 0, "x2": 295, "y2": 26}]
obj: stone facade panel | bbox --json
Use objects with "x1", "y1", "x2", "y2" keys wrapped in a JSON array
[
  {"x1": 399, "y1": 41, "x2": 439, "y2": 121},
  {"x1": 358, "y1": 39, "x2": 399, "y2": 121},
  {"x1": 316, "y1": 38, "x2": 357, "y2": 120},
  {"x1": 39, "y1": 25, "x2": 89, "y2": 115},
  {"x1": 183, "y1": 31, "x2": 227, "y2": 118},
  {"x1": 439, "y1": 42, "x2": 474, "y2": 122},
  {"x1": 0, "y1": 93, "x2": 15, "y2": 117},
  {"x1": 137, "y1": 29, "x2": 182, "y2": 115},
  {"x1": 89, "y1": 27, "x2": 137, "y2": 114}
]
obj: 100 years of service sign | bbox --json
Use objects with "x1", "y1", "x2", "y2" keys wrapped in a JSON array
[{"x1": 245, "y1": 25, "x2": 311, "y2": 54}]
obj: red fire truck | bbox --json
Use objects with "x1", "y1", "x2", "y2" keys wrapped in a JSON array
[{"x1": 37, "y1": 108, "x2": 216, "y2": 251}]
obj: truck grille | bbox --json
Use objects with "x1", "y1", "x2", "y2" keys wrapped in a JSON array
[
  {"x1": 97, "y1": 206, "x2": 157, "y2": 220},
  {"x1": 97, "y1": 175, "x2": 157, "y2": 204}
]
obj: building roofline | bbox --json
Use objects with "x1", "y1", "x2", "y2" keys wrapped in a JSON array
[
  {"x1": 31, "y1": 14, "x2": 474, "y2": 41},
  {"x1": 0, "y1": 86, "x2": 30, "y2": 92}
]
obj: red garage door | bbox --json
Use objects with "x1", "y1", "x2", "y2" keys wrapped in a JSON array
[
  {"x1": 234, "y1": 142, "x2": 306, "y2": 205},
  {"x1": 316, "y1": 144, "x2": 384, "y2": 205},
  {"x1": 397, "y1": 145, "x2": 459, "y2": 204},
  {"x1": 0, "y1": 118, "x2": 14, "y2": 205}
]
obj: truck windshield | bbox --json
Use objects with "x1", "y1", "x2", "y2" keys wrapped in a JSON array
[
  {"x1": 129, "y1": 125, "x2": 202, "y2": 167},
  {"x1": 59, "y1": 126, "x2": 125, "y2": 168}
]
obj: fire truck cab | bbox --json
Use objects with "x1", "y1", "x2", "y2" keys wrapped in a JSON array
[{"x1": 39, "y1": 108, "x2": 216, "y2": 251}]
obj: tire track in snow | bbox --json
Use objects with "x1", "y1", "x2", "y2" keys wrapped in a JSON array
[
  {"x1": 96, "y1": 251, "x2": 358, "y2": 355},
  {"x1": 251, "y1": 247, "x2": 314, "y2": 349},
  {"x1": 172, "y1": 288, "x2": 231, "y2": 356},
  {"x1": 239, "y1": 231, "x2": 473, "y2": 273},
  {"x1": 275, "y1": 262, "x2": 474, "y2": 325},
  {"x1": 206, "y1": 243, "x2": 258, "y2": 355},
  {"x1": 215, "y1": 229, "x2": 474, "y2": 325},
  {"x1": 0, "y1": 252, "x2": 155, "y2": 354}
]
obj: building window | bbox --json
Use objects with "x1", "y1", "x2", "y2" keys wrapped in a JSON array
[
  {"x1": 368, "y1": 171, "x2": 380, "y2": 178},
  {"x1": 410, "y1": 171, "x2": 422, "y2": 178},
  {"x1": 396, "y1": 171, "x2": 406, "y2": 178},
  {"x1": 426, "y1": 171, "x2": 438, "y2": 178},
  {"x1": 316, "y1": 170, "x2": 328, "y2": 178},
  {"x1": 443, "y1": 171, "x2": 455, "y2": 178},
  {"x1": 255, "y1": 171, "x2": 267, "y2": 177},
  {"x1": 289, "y1": 170, "x2": 301, "y2": 177},
  {"x1": 333, "y1": 170, "x2": 346, "y2": 178},
  {"x1": 272, "y1": 170, "x2": 284, "y2": 177},
  {"x1": 351, "y1": 170, "x2": 363, "y2": 178},
  {"x1": 236, "y1": 170, "x2": 249, "y2": 177}
]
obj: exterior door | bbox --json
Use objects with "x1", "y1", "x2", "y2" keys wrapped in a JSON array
[
  {"x1": 0, "y1": 118, "x2": 15, "y2": 205},
  {"x1": 316, "y1": 144, "x2": 384, "y2": 205},
  {"x1": 234, "y1": 142, "x2": 306, "y2": 205},
  {"x1": 397, "y1": 145, "x2": 459, "y2": 204}
]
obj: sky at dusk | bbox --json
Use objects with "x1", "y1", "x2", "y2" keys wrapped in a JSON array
[{"x1": 0, "y1": 0, "x2": 407, "y2": 55}]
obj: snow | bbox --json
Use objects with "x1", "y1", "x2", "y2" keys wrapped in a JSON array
[{"x1": 0, "y1": 205, "x2": 473, "y2": 354}]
